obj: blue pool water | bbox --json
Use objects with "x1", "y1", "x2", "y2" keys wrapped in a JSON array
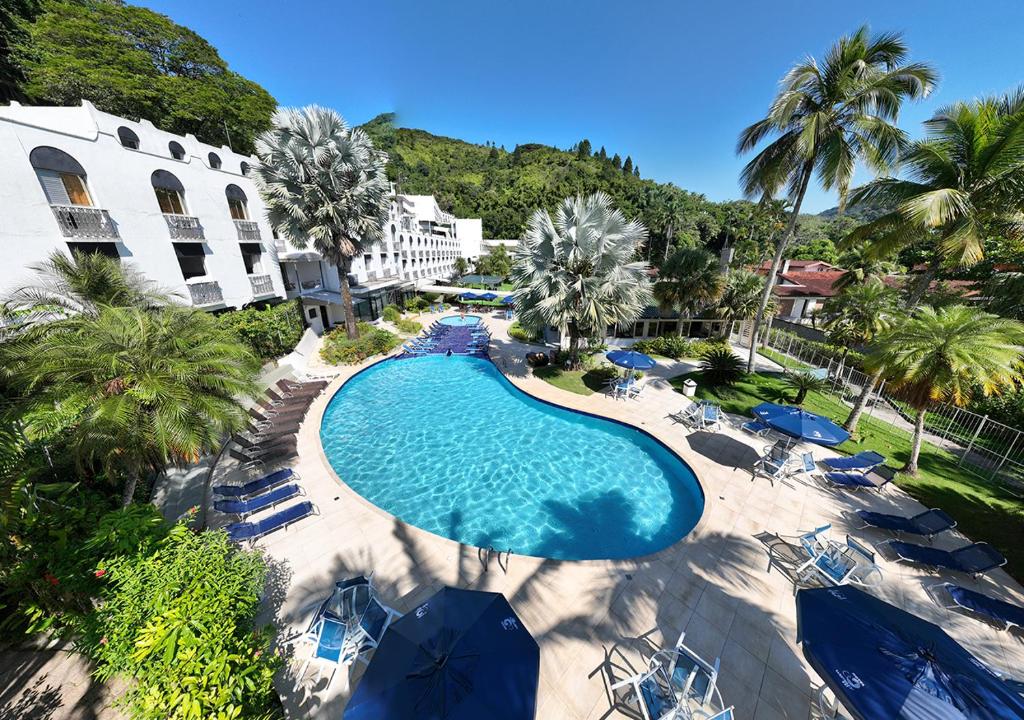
[
  {"x1": 320, "y1": 355, "x2": 704, "y2": 560},
  {"x1": 438, "y1": 315, "x2": 481, "y2": 326}
]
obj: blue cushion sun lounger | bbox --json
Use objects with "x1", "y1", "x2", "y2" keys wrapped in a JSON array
[
  {"x1": 822, "y1": 450, "x2": 885, "y2": 471},
  {"x1": 741, "y1": 419, "x2": 771, "y2": 436},
  {"x1": 856, "y1": 508, "x2": 956, "y2": 540},
  {"x1": 226, "y1": 501, "x2": 315, "y2": 542},
  {"x1": 213, "y1": 468, "x2": 294, "y2": 498},
  {"x1": 822, "y1": 470, "x2": 892, "y2": 490},
  {"x1": 940, "y1": 583, "x2": 1024, "y2": 632},
  {"x1": 886, "y1": 540, "x2": 1006, "y2": 579},
  {"x1": 214, "y1": 483, "x2": 301, "y2": 516}
]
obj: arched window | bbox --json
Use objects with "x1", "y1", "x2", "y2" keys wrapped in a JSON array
[
  {"x1": 151, "y1": 170, "x2": 186, "y2": 215},
  {"x1": 225, "y1": 184, "x2": 248, "y2": 220},
  {"x1": 239, "y1": 161, "x2": 250, "y2": 176},
  {"x1": 30, "y1": 146, "x2": 91, "y2": 206},
  {"x1": 117, "y1": 127, "x2": 140, "y2": 150},
  {"x1": 168, "y1": 141, "x2": 185, "y2": 161},
  {"x1": 208, "y1": 152, "x2": 222, "y2": 169}
]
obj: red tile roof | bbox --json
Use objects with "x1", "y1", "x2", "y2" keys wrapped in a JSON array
[
  {"x1": 756, "y1": 259, "x2": 840, "y2": 273},
  {"x1": 772, "y1": 271, "x2": 847, "y2": 298}
]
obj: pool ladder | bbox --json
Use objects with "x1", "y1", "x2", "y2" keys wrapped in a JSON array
[{"x1": 479, "y1": 545, "x2": 512, "y2": 573}]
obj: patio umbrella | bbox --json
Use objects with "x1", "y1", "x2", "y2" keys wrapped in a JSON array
[
  {"x1": 606, "y1": 349, "x2": 657, "y2": 382},
  {"x1": 796, "y1": 585, "x2": 1024, "y2": 719},
  {"x1": 344, "y1": 587, "x2": 539, "y2": 720},
  {"x1": 501, "y1": 295, "x2": 515, "y2": 305},
  {"x1": 751, "y1": 402, "x2": 850, "y2": 447},
  {"x1": 459, "y1": 292, "x2": 480, "y2": 301},
  {"x1": 478, "y1": 292, "x2": 498, "y2": 301}
]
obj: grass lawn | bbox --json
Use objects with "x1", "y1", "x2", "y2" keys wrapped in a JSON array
[
  {"x1": 671, "y1": 370, "x2": 1024, "y2": 580},
  {"x1": 532, "y1": 366, "x2": 613, "y2": 395},
  {"x1": 462, "y1": 282, "x2": 514, "y2": 291}
]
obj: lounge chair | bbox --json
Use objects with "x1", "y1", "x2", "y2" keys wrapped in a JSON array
[
  {"x1": 798, "y1": 452, "x2": 816, "y2": 476},
  {"x1": 819, "y1": 465, "x2": 895, "y2": 491},
  {"x1": 822, "y1": 450, "x2": 885, "y2": 472},
  {"x1": 610, "y1": 662, "x2": 686, "y2": 720},
  {"x1": 741, "y1": 419, "x2": 771, "y2": 436},
  {"x1": 670, "y1": 402, "x2": 704, "y2": 427},
  {"x1": 855, "y1": 508, "x2": 956, "y2": 540},
  {"x1": 225, "y1": 501, "x2": 315, "y2": 543},
  {"x1": 700, "y1": 403, "x2": 723, "y2": 432},
  {"x1": 213, "y1": 467, "x2": 296, "y2": 498},
  {"x1": 883, "y1": 540, "x2": 1006, "y2": 579},
  {"x1": 213, "y1": 483, "x2": 302, "y2": 517},
  {"x1": 625, "y1": 382, "x2": 646, "y2": 400},
  {"x1": 656, "y1": 630, "x2": 723, "y2": 711},
  {"x1": 756, "y1": 441, "x2": 793, "y2": 484},
  {"x1": 934, "y1": 582, "x2": 1024, "y2": 632}
]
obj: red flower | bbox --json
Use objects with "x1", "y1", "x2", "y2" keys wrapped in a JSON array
[
  {"x1": 254, "y1": 650, "x2": 262, "y2": 658},
  {"x1": 188, "y1": 505, "x2": 199, "y2": 514},
  {"x1": 99, "y1": 636, "x2": 108, "y2": 645},
  {"x1": 43, "y1": 572, "x2": 59, "y2": 586},
  {"x1": 94, "y1": 569, "x2": 107, "y2": 578}
]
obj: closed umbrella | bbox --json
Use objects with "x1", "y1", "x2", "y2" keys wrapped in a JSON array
[
  {"x1": 797, "y1": 586, "x2": 1024, "y2": 719},
  {"x1": 751, "y1": 402, "x2": 850, "y2": 447},
  {"x1": 344, "y1": 587, "x2": 539, "y2": 720}
]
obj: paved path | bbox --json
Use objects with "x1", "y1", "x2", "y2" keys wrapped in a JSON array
[
  {"x1": 0, "y1": 647, "x2": 125, "y2": 720},
  {"x1": 204, "y1": 308, "x2": 1024, "y2": 720}
]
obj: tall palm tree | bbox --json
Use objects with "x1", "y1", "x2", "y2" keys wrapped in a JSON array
[
  {"x1": 512, "y1": 192, "x2": 653, "y2": 368},
  {"x1": 4, "y1": 306, "x2": 259, "y2": 505},
  {"x1": 654, "y1": 247, "x2": 725, "y2": 335},
  {"x1": 845, "y1": 88, "x2": 1024, "y2": 305},
  {"x1": 715, "y1": 269, "x2": 767, "y2": 338},
  {"x1": 833, "y1": 244, "x2": 899, "y2": 292},
  {"x1": 737, "y1": 26, "x2": 936, "y2": 372},
  {"x1": 252, "y1": 106, "x2": 390, "y2": 339},
  {"x1": 866, "y1": 305, "x2": 1024, "y2": 474}
]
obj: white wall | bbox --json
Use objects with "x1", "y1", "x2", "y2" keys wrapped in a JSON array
[
  {"x1": 0, "y1": 100, "x2": 284, "y2": 309},
  {"x1": 456, "y1": 218, "x2": 483, "y2": 260}
]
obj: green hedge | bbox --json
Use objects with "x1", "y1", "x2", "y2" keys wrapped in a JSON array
[
  {"x1": 321, "y1": 322, "x2": 401, "y2": 364},
  {"x1": 382, "y1": 304, "x2": 402, "y2": 323},
  {"x1": 218, "y1": 301, "x2": 304, "y2": 360},
  {"x1": 395, "y1": 318, "x2": 422, "y2": 334},
  {"x1": 631, "y1": 335, "x2": 727, "y2": 360},
  {"x1": 508, "y1": 321, "x2": 541, "y2": 343}
]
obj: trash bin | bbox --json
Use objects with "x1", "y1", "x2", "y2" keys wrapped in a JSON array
[{"x1": 681, "y1": 378, "x2": 698, "y2": 398}]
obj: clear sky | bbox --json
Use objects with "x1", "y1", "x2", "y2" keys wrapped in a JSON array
[{"x1": 140, "y1": 0, "x2": 1024, "y2": 212}]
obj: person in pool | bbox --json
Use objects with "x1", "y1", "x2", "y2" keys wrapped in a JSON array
[{"x1": 459, "y1": 307, "x2": 466, "y2": 321}]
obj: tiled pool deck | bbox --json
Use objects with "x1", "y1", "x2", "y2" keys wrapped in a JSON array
[{"x1": 209, "y1": 312, "x2": 1024, "y2": 719}]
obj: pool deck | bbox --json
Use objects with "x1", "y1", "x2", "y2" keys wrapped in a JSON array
[{"x1": 208, "y1": 311, "x2": 1024, "y2": 720}]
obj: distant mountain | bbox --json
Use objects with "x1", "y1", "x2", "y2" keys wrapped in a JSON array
[{"x1": 817, "y1": 197, "x2": 891, "y2": 223}]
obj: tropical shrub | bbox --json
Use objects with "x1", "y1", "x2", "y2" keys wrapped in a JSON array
[
  {"x1": 508, "y1": 321, "x2": 540, "y2": 343},
  {"x1": 218, "y1": 301, "x2": 304, "y2": 359},
  {"x1": 82, "y1": 516, "x2": 280, "y2": 720},
  {"x1": 395, "y1": 318, "x2": 422, "y2": 334},
  {"x1": 404, "y1": 296, "x2": 430, "y2": 312},
  {"x1": 700, "y1": 347, "x2": 745, "y2": 387},
  {"x1": 784, "y1": 370, "x2": 829, "y2": 404},
  {"x1": 631, "y1": 335, "x2": 727, "y2": 360},
  {"x1": 321, "y1": 322, "x2": 401, "y2": 364},
  {"x1": 381, "y1": 305, "x2": 402, "y2": 323}
]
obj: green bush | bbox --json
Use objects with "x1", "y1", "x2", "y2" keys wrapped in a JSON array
[
  {"x1": 631, "y1": 335, "x2": 727, "y2": 360},
  {"x1": 700, "y1": 347, "x2": 745, "y2": 387},
  {"x1": 320, "y1": 322, "x2": 401, "y2": 364},
  {"x1": 382, "y1": 304, "x2": 402, "y2": 323},
  {"x1": 404, "y1": 296, "x2": 430, "y2": 312},
  {"x1": 395, "y1": 318, "x2": 422, "y2": 334},
  {"x1": 508, "y1": 321, "x2": 540, "y2": 343},
  {"x1": 218, "y1": 301, "x2": 304, "y2": 359},
  {"x1": 421, "y1": 292, "x2": 440, "y2": 302}
]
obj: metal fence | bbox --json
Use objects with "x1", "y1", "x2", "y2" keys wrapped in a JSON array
[{"x1": 734, "y1": 320, "x2": 1024, "y2": 489}]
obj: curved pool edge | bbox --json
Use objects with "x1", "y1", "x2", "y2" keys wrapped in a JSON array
[{"x1": 306, "y1": 344, "x2": 712, "y2": 570}]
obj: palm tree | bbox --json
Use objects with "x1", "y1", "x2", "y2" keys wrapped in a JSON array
[
  {"x1": 715, "y1": 269, "x2": 767, "y2": 338},
  {"x1": 4, "y1": 306, "x2": 259, "y2": 505},
  {"x1": 833, "y1": 245, "x2": 899, "y2": 292},
  {"x1": 654, "y1": 247, "x2": 725, "y2": 336},
  {"x1": 737, "y1": 26, "x2": 936, "y2": 373},
  {"x1": 865, "y1": 305, "x2": 1024, "y2": 474},
  {"x1": 253, "y1": 106, "x2": 390, "y2": 339},
  {"x1": 512, "y1": 193, "x2": 653, "y2": 368},
  {"x1": 845, "y1": 89, "x2": 1024, "y2": 305}
]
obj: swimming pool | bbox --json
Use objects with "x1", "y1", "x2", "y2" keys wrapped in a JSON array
[
  {"x1": 438, "y1": 315, "x2": 481, "y2": 326},
  {"x1": 320, "y1": 355, "x2": 704, "y2": 560}
]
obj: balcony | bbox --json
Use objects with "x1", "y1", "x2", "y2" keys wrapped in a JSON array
[
  {"x1": 249, "y1": 273, "x2": 274, "y2": 296},
  {"x1": 235, "y1": 219, "x2": 262, "y2": 241},
  {"x1": 50, "y1": 205, "x2": 118, "y2": 239},
  {"x1": 186, "y1": 279, "x2": 223, "y2": 307},
  {"x1": 164, "y1": 214, "x2": 204, "y2": 240}
]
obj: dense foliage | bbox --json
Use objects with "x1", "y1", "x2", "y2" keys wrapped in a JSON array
[
  {"x1": 630, "y1": 335, "x2": 727, "y2": 360},
  {"x1": 320, "y1": 322, "x2": 401, "y2": 364},
  {"x1": 699, "y1": 347, "x2": 745, "y2": 387},
  {"x1": 218, "y1": 301, "x2": 304, "y2": 360},
  {"x1": 10, "y1": 0, "x2": 276, "y2": 154},
  {"x1": 395, "y1": 317, "x2": 421, "y2": 334},
  {"x1": 507, "y1": 320, "x2": 541, "y2": 343},
  {"x1": 0, "y1": 0, "x2": 40, "y2": 101}
]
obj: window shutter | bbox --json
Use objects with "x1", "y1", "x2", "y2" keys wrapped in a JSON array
[{"x1": 37, "y1": 170, "x2": 71, "y2": 205}]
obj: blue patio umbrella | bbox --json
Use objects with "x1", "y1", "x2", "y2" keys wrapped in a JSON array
[
  {"x1": 752, "y1": 402, "x2": 850, "y2": 447},
  {"x1": 478, "y1": 292, "x2": 499, "y2": 301},
  {"x1": 344, "y1": 587, "x2": 539, "y2": 720},
  {"x1": 606, "y1": 350, "x2": 657, "y2": 370},
  {"x1": 796, "y1": 586, "x2": 1024, "y2": 719},
  {"x1": 459, "y1": 292, "x2": 480, "y2": 301},
  {"x1": 501, "y1": 295, "x2": 516, "y2": 305}
]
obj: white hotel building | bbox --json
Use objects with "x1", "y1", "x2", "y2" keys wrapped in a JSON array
[{"x1": 0, "y1": 100, "x2": 482, "y2": 334}]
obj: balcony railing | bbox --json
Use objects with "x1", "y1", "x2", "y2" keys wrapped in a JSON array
[
  {"x1": 50, "y1": 205, "x2": 118, "y2": 239},
  {"x1": 234, "y1": 219, "x2": 262, "y2": 241},
  {"x1": 248, "y1": 274, "x2": 274, "y2": 296},
  {"x1": 187, "y1": 280, "x2": 223, "y2": 306},
  {"x1": 164, "y1": 214, "x2": 204, "y2": 240}
]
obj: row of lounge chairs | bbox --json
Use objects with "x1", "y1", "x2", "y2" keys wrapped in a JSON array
[{"x1": 212, "y1": 467, "x2": 317, "y2": 543}]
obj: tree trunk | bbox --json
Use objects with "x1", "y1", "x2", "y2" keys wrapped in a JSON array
[
  {"x1": 745, "y1": 163, "x2": 813, "y2": 373},
  {"x1": 567, "y1": 323, "x2": 581, "y2": 369},
  {"x1": 903, "y1": 407, "x2": 926, "y2": 475},
  {"x1": 339, "y1": 255, "x2": 359, "y2": 339},
  {"x1": 663, "y1": 223, "x2": 675, "y2": 264},
  {"x1": 845, "y1": 368, "x2": 881, "y2": 433},
  {"x1": 904, "y1": 262, "x2": 939, "y2": 310},
  {"x1": 121, "y1": 472, "x2": 139, "y2": 507}
]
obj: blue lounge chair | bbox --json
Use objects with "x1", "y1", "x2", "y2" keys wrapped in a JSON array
[
  {"x1": 884, "y1": 540, "x2": 1006, "y2": 579},
  {"x1": 700, "y1": 403, "x2": 723, "y2": 432},
  {"x1": 225, "y1": 501, "x2": 315, "y2": 542},
  {"x1": 822, "y1": 450, "x2": 885, "y2": 472},
  {"x1": 821, "y1": 465, "x2": 894, "y2": 491},
  {"x1": 741, "y1": 419, "x2": 771, "y2": 436},
  {"x1": 213, "y1": 467, "x2": 295, "y2": 498},
  {"x1": 214, "y1": 483, "x2": 301, "y2": 517},
  {"x1": 855, "y1": 508, "x2": 956, "y2": 540},
  {"x1": 798, "y1": 452, "x2": 816, "y2": 475},
  {"x1": 936, "y1": 582, "x2": 1024, "y2": 633}
]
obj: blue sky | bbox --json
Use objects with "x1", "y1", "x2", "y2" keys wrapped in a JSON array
[{"x1": 142, "y1": 0, "x2": 1024, "y2": 212}]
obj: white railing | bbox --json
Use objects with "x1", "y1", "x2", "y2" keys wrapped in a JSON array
[
  {"x1": 234, "y1": 219, "x2": 261, "y2": 241},
  {"x1": 164, "y1": 214, "x2": 204, "y2": 240},
  {"x1": 248, "y1": 274, "x2": 274, "y2": 296},
  {"x1": 187, "y1": 280, "x2": 223, "y2": 306},
  {"x1": 50, "y1": 205, "x2": 118, "y2": 239}
]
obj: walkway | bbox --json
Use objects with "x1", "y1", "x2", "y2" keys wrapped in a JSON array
[{"x1": 203, "y1": 308, "x2": 1024, "y2": 720}]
